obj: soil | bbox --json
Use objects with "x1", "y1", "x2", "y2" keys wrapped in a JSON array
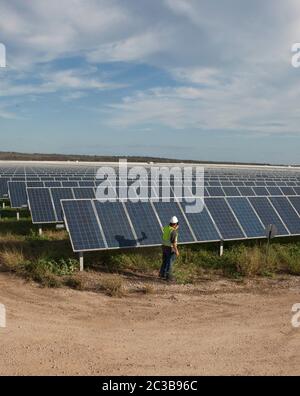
[{"x1": 0, "y1": 272, "x2": 300, "y2": 375}]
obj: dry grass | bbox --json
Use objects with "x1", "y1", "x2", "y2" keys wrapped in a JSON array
[
  {"x1": 95, "y1": 275, "x2": 125, "y2": 297},
  {"x1": 235, "y1": 246, "x2": 266, "y2": 277},
  {"x1": 64, "y1": 274, "x2": 85, "y2": 290},
  {"x1": 39, "y1": 229, "x2": 68, "y2": 241},
  {"x1": 0, "y1": 248, "x2": 26, "y2": 271}
]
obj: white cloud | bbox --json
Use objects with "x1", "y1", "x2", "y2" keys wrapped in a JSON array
[
  {"x1": 0, "y1": 67, "x2": 125, "y2": 98},
  {"x1": 171, "y1": 67, "x2": 220, "y2": 86},
  {"x1": 1, "y1": 0, "x2": 300, "y2": 142},
  {"x1": 105, "y1": 67, "x2": 300, "y2": 134},
  {"x1": 87, "y1": 31, "x2": 169, "y2": 63}
]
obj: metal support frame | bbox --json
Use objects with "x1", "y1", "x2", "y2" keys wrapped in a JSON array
[
  {"x1": 79, "y1": 252, "x2": 84, "y2": 272},
  {"x1": 220, "y1": 240, "x2": 224, "y2": 257}
]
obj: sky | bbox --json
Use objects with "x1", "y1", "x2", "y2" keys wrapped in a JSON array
[{"x1": 0, "y1": 0, "x2": 300, "y2": 164}]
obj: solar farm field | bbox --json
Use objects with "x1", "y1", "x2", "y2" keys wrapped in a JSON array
[
  {"x1": 1, "y1": 162, "x2": 300, "y2": 376},
  {"x1": 1, "y1": 162, "x2": 300, "y2": 277}
]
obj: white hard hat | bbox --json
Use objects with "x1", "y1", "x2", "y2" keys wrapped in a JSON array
[{"x1": 170, "y1": 216, "x2": 179, "y2": 224}]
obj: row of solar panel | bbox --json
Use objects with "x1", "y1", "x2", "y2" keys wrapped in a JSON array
[
  {"x1": 2, "y1": 174, "x2": 300, "y2": 181},
  {"x1": 8, "y1": 180, "x2": 300, "y2": 211},
  {"x1": 61, "y1": 196, "x2": 300, "y2": 252},
  {"x1": 2, "y1": 174, "x2": 300, "y2": 183},
  {"x1": 8, "y1": 182, "x2": 100, "y2": 207},
  {"x1": 27, "y1": 187, "x2": 96, "y2": 223},
  {"x1": 1, "y1": 172, "x2": 300, "y2": 181}
]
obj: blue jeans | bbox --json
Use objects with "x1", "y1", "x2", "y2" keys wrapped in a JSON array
[{"x1": 160, "y1": 247, "x2": 176, "y2": 279}]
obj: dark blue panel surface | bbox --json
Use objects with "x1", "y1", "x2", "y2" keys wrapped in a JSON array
[
  {"x1": 44, "y1": 181, "x2": 62, "y2": 188},
  {"x1": 27, "y1": 188, "x2": 57, "y2": 223},
  {"x1": 280, "y1": 187, "x2": 296, "y2": 196},
  {"x1": 269, "y1": 197, "x2": 300, "y2": 235},
  {"x1": 253, "y1": 187, "x2": 269, "y2": 196},
  {"x1": 205, "y1": 198, "x2": 245, "y2": 240},
  {"x1": 181, "y1": 198, "x2": 220, "y2": 242},
  {"x1": 0, "y1": 178, "x2": 9, "y2": 197},
  {"x1": 51, "y1": 188, "x2": 74, "y2": 222},
  {"x1": 227, "y1": 197, "x2": 265, "y2": 238},
  {"x1": 73, "y1": 187, "x2": 95, "y2": 199},
  {"x1": 8, "y1": 182, "x2": 27, "y2": 208},
  {"x1": 125, "y1": 201, "x2": 162, "y2": 246},
  {"x1": 62, "y1": 200, "x2": 105, "y2": 252},
  {"x1": 222, "y1": 187, "x2": 241, "y2": 196},
  {"x1": 248, "y1": 197, "x2": 289, "y2": 236},
  {"x1": 238, "y1": 187, "x2": 255, "y2": 196},
  {"x1": 94, "y1": 200, "x2": 137, "y2": 248},
  {"x1": 62, "y1": 181, "x2": 79, "y2": 187},
  {"x1": 267, "y1": 187, "x2": 283, "y2": 196},
  {"x1": 206, "y1": 187, "x2": 225, "y2": 197},
  {"x1": 289, "y1": 196, "x2": 300, "y2": 216}
]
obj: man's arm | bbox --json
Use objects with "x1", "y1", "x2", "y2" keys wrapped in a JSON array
[{"x1": 171, "y1": 230, "x2": 179, "y2": 256}]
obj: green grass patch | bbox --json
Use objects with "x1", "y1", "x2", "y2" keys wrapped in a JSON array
[{"x1": 0, "y1": 216, "x2": 300, "y2": 289}]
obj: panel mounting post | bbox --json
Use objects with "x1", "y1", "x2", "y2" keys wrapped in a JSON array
[
  {"x1": 16, "y1": 212, "x2": 20, "y2": 221},
  {"x1": 220, "y1": 240, "x2": 224, "y2": 257},
  {"x1": 2, "y1": 202, "x2": 5, "y2": 209},
  {"x1": 79, "y1": 252, "x2": 84, "y2": 272},
  {"x1": 38, "y1": 228, "x2": 43, "y2": 236}
]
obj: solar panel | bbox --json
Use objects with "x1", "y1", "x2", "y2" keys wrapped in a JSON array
[
  {"x1": 44, "y1": 181, "x2": 62, "y2": 188},
  {"x1": 280, "y1": 187, "x2": 296, "y2": 196},
  {"x1": 269, "y1": 197, "x2": 300, "y2": 235},
  {"x1": 248, "y1": 197, "x2": 289, "y2": 236},
  {"x1": 27, "y1": 188, "x2": 57, "y2": 223},
  {"x1": 73, "y1": 187, "x2": 95, "y2": 199},
  {"x1": 28, "y1": 181, "x2": 43, "y2": 187},
  {"x1": 222, "y1": 186, "x2": 241, "y2": 196},
  {"x1": 267, "y1": 187, "x2": 283, "y2": 196},
  {"x1": 94, "y1": 200, "x2": 137, "y2": 248},
  {"x1": 288, "y1": 196, "x2": 300, "y2": 216},
  {"x1": 153, "y1": 201, "x2": 195, "y2": 243},
  {"x1": 79, "y1": 181, "x2": 95, "y2": 187},
  {"x1": 181, "y1": 198, "x2": 220, "y2": 242},
  {"x1": 206, "y1": 187, "x2": 225, "y2": 197},
  {"x1": 62, "y1": 200, "x2": 106, "y2": 252},
  {"x1": 238, "y1": 187, "x2": 255, "y2": 196},
  {"x1": 125, "y1": 201, "x2": 162, "y2": 246},
  {"x1": 220, "y1": 181, "x2": 233, "y2": 186},
  {"x1": 293, "y1": 187, "x2": 300, "y2": 195},
  {"x1": 205, "y1": 198, "x2": 245, "y2": 240},
  {"x1": 0, "y1": 178, "x2": 9, "y2": 198},
  {"x1": 51, "y1": 188, "x2": 74, "y2": 222},
  {"x1": 253, "y1": 187, "x2": 269, "y2": 196},
  {"x1": 227, "y1": 197, "x2": 265, "y2": 238},
  {"x1": 8, "y1": 182, "x2": 28, "y2": 208},
  {"x1": 62, "y1": 181, "x2": 79, "y2": 188}
]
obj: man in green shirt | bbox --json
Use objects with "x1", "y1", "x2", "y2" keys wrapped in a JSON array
[{"x1": 159, "y1": 216, "x2": 179, "y2": 281}]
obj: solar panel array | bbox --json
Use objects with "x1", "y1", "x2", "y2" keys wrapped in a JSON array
[{"x1": 1, "y1": 164, "x2": 300, "y2": 253}]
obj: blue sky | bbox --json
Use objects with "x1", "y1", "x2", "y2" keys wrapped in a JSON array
[{"x1": 0, "y1": 0, "x2": 300, "y2": 164}]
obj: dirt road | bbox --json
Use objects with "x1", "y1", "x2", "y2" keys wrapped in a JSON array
[{"x1": 0, "y1": 272, "x2": 299, "y2": 375}]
